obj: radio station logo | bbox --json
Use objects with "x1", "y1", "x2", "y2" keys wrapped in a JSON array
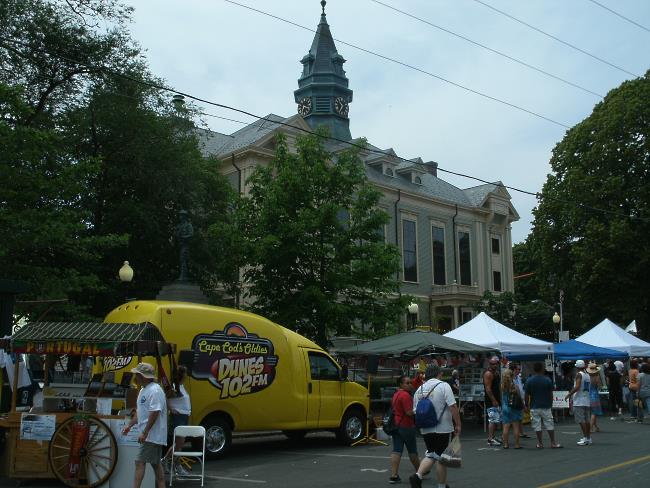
[
  {"x1": 191, "y1": 323, "x2": 278, "y2": 399},
  {"x1": 103, "y1": 356, "x2": 133, "y2": 371}
]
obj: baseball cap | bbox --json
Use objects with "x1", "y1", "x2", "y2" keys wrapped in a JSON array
[{"x1": 575, "y1": 360, "x2": 586, "y2": 368}]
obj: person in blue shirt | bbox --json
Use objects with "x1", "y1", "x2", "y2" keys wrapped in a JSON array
[{"x1": 524, "y1": 362, "x2": 562, "y2": 449}]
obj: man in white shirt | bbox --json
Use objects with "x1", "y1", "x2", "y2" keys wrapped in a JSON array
[
  {"x1": 565, "y1": 359, "x2": 592, "y2": 446},
  {"x1": 122, "y1": 362, "x2": 167, "y2": 488},
  {"x1": 409, "y1": 364, "x2": 461, "y2": 488}
]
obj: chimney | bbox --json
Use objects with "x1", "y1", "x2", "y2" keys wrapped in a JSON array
[{"x1": 425, "y1": 161, "x2": 438, "y2": 177}]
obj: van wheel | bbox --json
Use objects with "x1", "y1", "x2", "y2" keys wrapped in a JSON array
[
  {"x1": 283, "y1": 430, "x2": 308, "y2": 441},
  {"x1": 201, "y1": 415, "x2": 232, "y2": 458},
  {"x1": 336, "y1": 408, "x2": 365, "y2": 444}
]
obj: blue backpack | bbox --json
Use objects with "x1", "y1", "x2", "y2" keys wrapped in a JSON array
[{"x1": 415, "y1": 382, "x2": 447, "y2": 428}]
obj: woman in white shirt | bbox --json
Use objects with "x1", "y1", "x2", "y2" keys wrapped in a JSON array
[{"x1": 163, "y1": 365, "x2": 192, "y2": 474}]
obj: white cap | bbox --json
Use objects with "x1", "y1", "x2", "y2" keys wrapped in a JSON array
[{"x1": 575, "y1": 360, "x2": 586, "y2": 368}]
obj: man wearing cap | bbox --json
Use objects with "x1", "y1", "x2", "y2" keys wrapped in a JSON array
[
  {"x1": 565, "y1": 360, "x2": 592, "y2": 445},
  {"x1": 409, "y1": 364, "x2": 461, "y2": 488},
  {"x1": 122, "y1": 362, "x2": 168, "y2": 488},
  {"x1": 483, "y1": 356, "x2": 502, "y2": 446}
]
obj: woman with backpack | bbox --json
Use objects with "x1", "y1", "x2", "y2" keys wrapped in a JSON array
[
  {"x1": 501, "y1": 369, "x2": 523, "y2": 449},
  {"x1": 388, "y1": 375, "x2": 420, "y2": 484}
]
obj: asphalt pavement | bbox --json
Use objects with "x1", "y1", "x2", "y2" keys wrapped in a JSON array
[{"x1": 3, "y1": 417, "x2": 649, "y2": 488}]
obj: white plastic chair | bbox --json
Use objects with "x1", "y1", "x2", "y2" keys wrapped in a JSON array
[{"x1": 169, "y1": 425, "x2": 206, "y2": 486}]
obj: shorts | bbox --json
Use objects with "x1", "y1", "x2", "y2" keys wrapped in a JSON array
[
  {"x1": 171, "y1": 413, "x2": 190, "y2": 433},
  {"x1": 487, "y1": 406, "x2": 501, "y2": 424},
  {"x1": 501, "y1": 406, "x2": 522, "y2": 424},
  {"x1": 391, "y1": 427, "x2": 418, "y2": 455},
  {"x1": 530, "y1": 408, "x2": 554, "y2": 431},
  {"x1": 573, "y1": 406, "x2": 591, "y2": 424},
  {"x1": 136, "y1": 441, "x2": 163, "y2": 465},
  {"x1": 422, "y1": 432, "x2": 452, "y2": 460}
]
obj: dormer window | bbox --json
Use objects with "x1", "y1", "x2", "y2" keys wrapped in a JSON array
[
  {"x1": 385, "y1": 167, "x2": 394, "y2": 177},
  {"x1": 414, "y1": 176, "x2": 422, "y2": 185}
]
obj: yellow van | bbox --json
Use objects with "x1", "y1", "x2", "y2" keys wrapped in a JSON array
[{"x1": 104, "y1": 300, "x2": 369, "y2": 456}]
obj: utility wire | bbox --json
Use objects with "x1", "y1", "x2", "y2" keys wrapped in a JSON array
[
  {"x1": 586, "y1": 0, "x2": 650, "y2": 34},
  {"x1": 1, "y1": 34, "x2": 646, "y2": 223},
  {"x1": 370, "y1": 0, "x2": 603, "y2": 98},
  {"x1": 471, "y1": 0, "x2": 641, "y2": 78},
  {"x1": 221, "y1": 0, "x2": 570, "y2": 129}
]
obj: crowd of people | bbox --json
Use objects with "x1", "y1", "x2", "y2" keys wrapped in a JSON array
[{"x1": 387, "y1": 356, "x2": 650, "y2": 487}]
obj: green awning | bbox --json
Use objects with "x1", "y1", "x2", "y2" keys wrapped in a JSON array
[
  {"x1": 336, "y1": 329, "x2": 496, "y2": 361},
  {"x1": 2, "y1": 321, "x2": 170, "y2": 356}
]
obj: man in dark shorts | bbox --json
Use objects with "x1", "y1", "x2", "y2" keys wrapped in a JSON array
[
  {"x1": 409, "y1": 364, "x2": 461, "y2": 488},
  {"x1": 122, "y1": 362, "x2": 167, "y2": 488}
]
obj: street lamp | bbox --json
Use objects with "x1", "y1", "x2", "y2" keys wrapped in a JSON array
[
  {"x1": 407, "y1": 302, "x2": 419, "y2": 330},
  {"x1": 552, "y1": 311, "x2": 564, "y2": 342},
  {"x1": 118, "y1": 261, "x2": 134, "y2": 302}
]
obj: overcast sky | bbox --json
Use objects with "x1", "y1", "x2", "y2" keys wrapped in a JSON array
[{"x1": 124, "y1": 0, "x2": 650, "y2": 243}]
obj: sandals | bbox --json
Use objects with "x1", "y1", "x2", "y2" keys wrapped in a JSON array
[
  {"x1": 502, "y1": 445, "x2": 509, "y2": 449},
  {"x1": 536, "y1": 444, "x2": 544, "y2": 449},
  {"x1": 551, "y1": 444, "x2": 563, "y2": 449}
]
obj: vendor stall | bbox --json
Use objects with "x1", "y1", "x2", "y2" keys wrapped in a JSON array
[
  {"x1": 575, "y1": 318, "x2": 650, "y2": 356},
  {"x1": 0, "y1": 321, "x2": 176, "y2": 488}
]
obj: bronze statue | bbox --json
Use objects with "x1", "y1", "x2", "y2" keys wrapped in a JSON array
[{"x1": 175, "y1": 210, "x2": 193, "y2": 281}]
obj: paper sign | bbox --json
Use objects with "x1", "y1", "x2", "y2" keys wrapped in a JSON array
[
  {"x1": 20, "y1": 414, "x2": 56, "y2": 441},
  {"x1": 115, "y1": 418, "x2": 142, "y2": 446},
  {"x1": 552, "y1": 391, "x2": 569, "y2": 408},
  {"x1": 96, "y1": 398, "x2": 112, "y2": 415}
]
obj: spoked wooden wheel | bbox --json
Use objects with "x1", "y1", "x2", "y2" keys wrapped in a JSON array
[{"x1": 49, "y1": 416, "x2": 118, "y2": 488}]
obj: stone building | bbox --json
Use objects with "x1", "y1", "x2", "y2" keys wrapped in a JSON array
[{"x1": 197, "y1": 2, "x2": 519, "y2": 332}]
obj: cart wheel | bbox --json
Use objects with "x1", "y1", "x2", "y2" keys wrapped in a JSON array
[{"x1": 48, "y1": 416, "x2": 118, "y2": 488}]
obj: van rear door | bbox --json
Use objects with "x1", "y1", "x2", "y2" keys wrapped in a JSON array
[{"x1": 305, "y1": 350, "x2": 343, "y2": 428}]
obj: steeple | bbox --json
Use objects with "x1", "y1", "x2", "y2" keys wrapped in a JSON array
[{"x1": 294, "y1": 1, "x2": 353, "y2": 141}]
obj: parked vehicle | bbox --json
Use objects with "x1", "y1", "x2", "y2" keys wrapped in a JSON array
[{"x1": 104, "y1": 301, "x2": 368, "y2": 457}]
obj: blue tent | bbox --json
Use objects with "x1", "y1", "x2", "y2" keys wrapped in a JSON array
[
  {"x1": 508, "y1": 339, "x2": 628, "y2": 361},
  {"x1": 553, "y1": 339, "x2": 628, "y2": 361}
]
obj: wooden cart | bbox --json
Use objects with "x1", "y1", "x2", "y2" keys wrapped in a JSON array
[{"x1": 0, "y1": 321, "x2": 176, "y2": 487}]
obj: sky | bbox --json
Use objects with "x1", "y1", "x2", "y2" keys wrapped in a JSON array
[{"x1": 123, "y1": 0, "x2": 650, "y2": 243}]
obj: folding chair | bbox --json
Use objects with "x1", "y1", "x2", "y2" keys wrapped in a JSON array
[{"x1": 169, "y1": 425, "x2": 206, "y2": 486}]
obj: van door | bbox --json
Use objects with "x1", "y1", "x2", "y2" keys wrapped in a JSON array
[{"x1": 306, "y1": 351, "x2": 343, "y2": 427}]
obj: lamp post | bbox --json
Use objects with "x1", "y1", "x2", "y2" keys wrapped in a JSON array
[
  {"x1": 552, "y1": 312, "x2": 560, "y2": 342},
  {"x1": 407, "y1": 302, "x2": 419, "y2": 330},
  {"x1": 118, "y1": 261, "x2": 134, "y2": 302}
]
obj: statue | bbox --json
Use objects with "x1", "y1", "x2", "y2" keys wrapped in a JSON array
[{"x1": 175, "y1": 210, "x2": 193, "y2": 281}]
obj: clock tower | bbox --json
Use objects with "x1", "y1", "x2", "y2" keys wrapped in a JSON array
[{"x1": 294, "y1": 1, "x2": 353, "y2": 141}]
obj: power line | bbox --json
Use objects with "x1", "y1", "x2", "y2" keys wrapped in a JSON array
[
  {"x1": 471, "y1": 0, "x2": 641, "y2": 78},
  {"x1": 370, "y1": 0, "x2": 603, "y2": 98},
  {"x1": 586, "y1": 0, "x2": 650, "y2": 34},
  {"x1": 1, "y1": 34, "x2": 646, "y2": 224},
  {"x1": 221, "y1": 0, "x2": 570, "y2": 129}
]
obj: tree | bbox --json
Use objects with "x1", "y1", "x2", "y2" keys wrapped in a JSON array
[
  {"x1": 0, "y1": 0, "x2": 236, "y2": 319},
  {"x1": 239, "y1": 132, "x2": 408, "y2": 347},
  {"x1": 473, "y1": 291, "x2": 516, "y2": 327},
  {"x1": 530, "y1": 71, "x2": 650, "y2": 338}
]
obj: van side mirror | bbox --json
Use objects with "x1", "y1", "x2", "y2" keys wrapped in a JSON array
[{"x1": 339, "y1": 365, "x2": 349, "y2": 381}]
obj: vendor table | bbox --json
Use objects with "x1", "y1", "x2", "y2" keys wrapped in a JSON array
[{"x1": 458, "y1": 396, "x2": 486, "y2": 432}]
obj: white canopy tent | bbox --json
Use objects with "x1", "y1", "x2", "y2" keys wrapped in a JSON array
[
  {"x1": 443, "y1": 312, "x2": 553, "y2": 356},
  {"x1": 575, "y1": 318, "x2": 650, "y2": 356},
  {"x1": 625, "y1": 320, "x2": 638, "y2": 334}
]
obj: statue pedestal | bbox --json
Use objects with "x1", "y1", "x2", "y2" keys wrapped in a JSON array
[{"x1": 156, "y1": 280, "x2": 209, "y2": 304}]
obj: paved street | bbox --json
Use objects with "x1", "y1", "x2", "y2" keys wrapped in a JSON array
[{"x1": 3, "y1": 418, "x2": 649, "y2": 488}]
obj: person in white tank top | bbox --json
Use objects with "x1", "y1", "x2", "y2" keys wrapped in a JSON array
[{"x1": 565, "y1": 360, "x2": 592, "y2": 445}]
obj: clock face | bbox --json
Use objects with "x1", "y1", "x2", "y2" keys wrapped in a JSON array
[
  {"x1": 334, "y1": 97, "x2": 349, "y2": 117},
  {"x1": 297, "y1": 97, "x2": 312, "y2": 116}
]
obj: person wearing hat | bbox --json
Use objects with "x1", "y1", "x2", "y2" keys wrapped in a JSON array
[
  {"x1": 565, "y1": 360, "x2": 592, "y2": 445},
  {"x1": 121, "y1": 362, "x2": 168, "y2": 488},
  {"x1": 586, "y1": 362, "x2": 603, "y2": 433}
]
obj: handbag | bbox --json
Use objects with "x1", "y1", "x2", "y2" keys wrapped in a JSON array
[
  {"x1": 439, "y1": 436, "x2": 462, "y2": 468},
  {"x1": 508, "y1": 388, "x2": 524, "y2": 410},
  {"x1": 382, "y1": 406, "x2": 398, "y2": 435}
]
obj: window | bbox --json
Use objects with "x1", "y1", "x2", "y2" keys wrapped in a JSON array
[
  {"x1": 458, "y1": 231, "x2": 471, "y2": 286},
  {"x1": 492, "y1": 237, "x2": 500, "y2": 254},
  {"x1": 414, "y1": 176, "x2": 422, "y2": 185},
  {"x1": 314, "y1": 97, "x2": 330, "y2": 112},
  {"x1": 462, "y1": 311, "x2": 473, "y2": 324},
  {"x1": 337, "y1": 208, "x2": 350, "y2": 229},
  {"x1": 431, "y1": 226, "x2": 446, "y2": 285},
  {"x1": 308, "y1": 352, "x2": 340, "y2": 380},
  {"x1": 385, "y1": 167, "x2": 394, "y2": 177},
  {"x1": 493, "y1": 271, "x2": 502, "y2": 292},
  {"x1": 402, "y1": 218, "x2": 418, "y2": 282}
]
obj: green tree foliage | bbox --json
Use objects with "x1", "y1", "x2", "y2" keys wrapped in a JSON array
[
  {"x1": 238, "y1": 132, "x2": 408, "y2": 347},
  {"x1": 0, "y1": 0, "x2": 234, "y2": 319},
  {"x1": 530, "y1": 71, "x2": 650, "y2": 338},
  {"x1": 473, "y1": 291, "x2": 516, "y2": 327}
]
